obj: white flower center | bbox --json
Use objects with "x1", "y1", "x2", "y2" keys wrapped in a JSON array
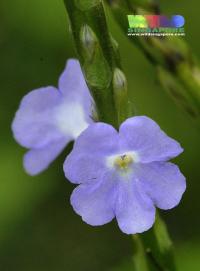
[
  {"x1": 114, "y1": 154, "x2": 133, "y2": 170},
  {"x1": 55, "y1": 102, "x2": 89, "y2": 138},
  {"x1": 106, "y1": 151, "x2": 139, "y2": 173}
]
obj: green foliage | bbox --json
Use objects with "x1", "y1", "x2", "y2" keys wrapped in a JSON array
[
  {"x1": 106, "y1": 0, "x2": 200, "y2": 119},
  {"x1": 75, "y1": 0, "x2": 101, "y2": 11}
]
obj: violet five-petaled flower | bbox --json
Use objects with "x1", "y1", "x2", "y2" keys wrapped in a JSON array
[
  {"x1": 64, "y1": 117, "x2": 186, "y2": 234},
  {"x1": 12, "y1": 59, "x2": 94, "y2": 175}
]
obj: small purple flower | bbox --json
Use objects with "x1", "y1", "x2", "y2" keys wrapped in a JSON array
[
  {"x1": 12, "y1": 59, "x2": 94, "y2": 175},
  {"x1": 64, "y1": 116, "x2": 186, "y2": 234}
]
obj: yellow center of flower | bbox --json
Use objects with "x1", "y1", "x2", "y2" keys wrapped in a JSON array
[{"x1": 114, "y1": 155, "x2": 133, "y2": 170}]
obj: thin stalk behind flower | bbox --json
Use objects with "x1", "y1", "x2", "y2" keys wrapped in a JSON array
[{"x1": 64, "y1": 0, "x2": 132, "y2": 128}]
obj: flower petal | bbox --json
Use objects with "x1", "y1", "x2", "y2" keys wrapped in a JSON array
[
  {"x1": 70, "y1": 171, "x2": 117, "y2": 226},
  {"x1": 54, "y1": 102, "x2": 89, "y2": 139},
  {"x1": 115, "y1": 179, "x2": 155, "y2": 234},
  {"x1": 58, "y1": 59, "x2": 93, "y2": 116},
  {"x1": 24, "y1": 137, "x2": 69, "y2": 176},
  {"x1": 72, "y1": 122, "x2": 119, "y2": 156},
  {"x1": 64, "y1": 152, "x2": 106, "y2": 184},
  {"x1": 137, "y1": 162, "x2": 186, "y2": 210},
  {"x1": 119, "y1": 116, "x2": 183, "y2": 163},
  {"x1": 64, "y1": 123, "x2": 119, "y2": 184},
  {"x1": 12, "y1": 87, "x2": 63, "y2": 149}
]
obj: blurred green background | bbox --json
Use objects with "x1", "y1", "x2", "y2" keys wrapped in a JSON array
[{"x1": 0, "y1": 0, "x2": 199, "y2": 270}]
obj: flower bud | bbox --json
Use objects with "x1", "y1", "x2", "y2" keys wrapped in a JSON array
[
  {"x1": 110, "y1": 35, "x2": 119, "y2": 52},
  {"x1": 80, "y1": 24, "x2": 98, "y2": 58},
  {"x1": 113, "y1": 68, "x2": 129, "y2": 123},
  {"x1": 113, "y1": 68, "x2": 127, "y2": 92}
]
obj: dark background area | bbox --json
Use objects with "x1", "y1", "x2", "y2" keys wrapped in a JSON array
[{"x1": 0, "y1": 0, "x2": 199, "y2": 270}]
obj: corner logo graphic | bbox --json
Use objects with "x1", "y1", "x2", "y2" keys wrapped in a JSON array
[{"x1": 128, "y1": 15, "x2": 185, "y2": 36}]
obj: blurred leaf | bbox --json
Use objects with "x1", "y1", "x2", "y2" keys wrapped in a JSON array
[
  {"x1": 1, "y1": 0, "x2": 68, "y2": 46},
  {"x1": 176, "y1": 242, "x2": 200, "y2": 271},
  {"x1": 0, "y1": 144, "x2": 58, "y2": 244},
  {"x1": 109, "y1": 235, "x2": 150, "y2": 271}
]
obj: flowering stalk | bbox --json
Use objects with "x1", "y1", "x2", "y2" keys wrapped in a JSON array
[
  {"x1": 106, "y1": 0, "x2": 200, "y2": 118},
  {"x1": 63, "y1": 1, "x2": 177, "y2": 271},
  {"x1": 64, "y1": 0, "x2": 132, "y2": 128}
]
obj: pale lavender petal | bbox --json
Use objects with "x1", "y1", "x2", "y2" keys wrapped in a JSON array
[
  {"x1": 24, "y1": 137, "x2": 69, "y2": 176},
  {"x1": 58, "y1": 59, "x2": 93, "y2": 118},
  {"x1": 72, "y1": 122, "x2": 119, "y2": 156},
  {"x1": 70, "y1": 171, "x2": 116, "y2": 226},
  {"x1": 119, "y1": 116, "x2": 183, "y2": 163},
  {"x1": 12, "y1": 87, "x2": 63, "y2": 149},
  {"x1": 64, "y1": 122, "x2": 119, "y2": 184},
  {"x1": 64, "y1": 153, "x2": 106, "y2": 184},
  {"x1": 54, "y1": 101, "x2": 89, "y2": 139},
  {"x1": 137, "y1": 162, "x2": 186, "y2": 210},
  {"x1": 115, "y1": 179, "x2": 155, "y2": 234}
]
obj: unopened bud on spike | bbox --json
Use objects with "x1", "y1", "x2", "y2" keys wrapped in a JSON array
[
  {"x1": 113, "y1": 68, "x2": 127, "y2": 91},
  {"x1": 110, "y1": 35, "x2": 119, "y2": 52},
  {"x1": 113, "y1": 68, "x2": 129, "y2": 124},
  {"x1": 80, "y1": 24, "x2": 97, "y2": 58}
]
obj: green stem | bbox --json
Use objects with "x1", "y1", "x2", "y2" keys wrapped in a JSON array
[
  {"x1": 64, "y1": 0, "x2": 132, "y2": 127},
  {"x1": 106, "y1": 0, "x2": 200, "y2": 118},
  {"x1": 141, "y1": 214, "x2": 177, "y2": 271}
]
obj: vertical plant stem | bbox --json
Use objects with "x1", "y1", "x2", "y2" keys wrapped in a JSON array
[
  {"x1": 141, "y1": 214, "x2": 177, "y2": 271},
  {"x1": 64, "y1": 0, "x2": 132, "y2": 127}
]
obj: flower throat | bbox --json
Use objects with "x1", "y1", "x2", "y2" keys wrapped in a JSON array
[{"x1": 114, "y1": 154, "x2": 133, "y2": 170}]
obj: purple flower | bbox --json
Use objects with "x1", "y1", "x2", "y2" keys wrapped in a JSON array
[
  {"x1": 12, "y1": 59, "x2": 94, "y2": 175},
  {"x1": 64, "y1": 116, "x2": 186, "y2": 234}
]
